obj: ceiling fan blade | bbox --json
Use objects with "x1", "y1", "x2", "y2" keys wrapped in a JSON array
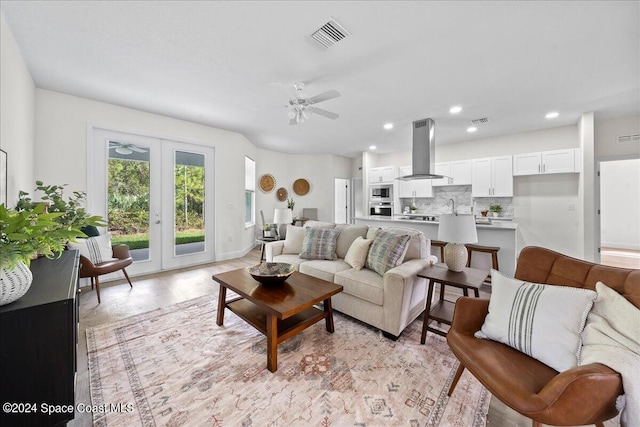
[
  {"x1": 129, "y1": 146, "x2": 148, "y2": 153},
  {"x1": 307, "y1": 89, "x2": 341, "y2": 104},
  {"x1": 309, "y1": 107, "x2": 339, "y2": 119}
]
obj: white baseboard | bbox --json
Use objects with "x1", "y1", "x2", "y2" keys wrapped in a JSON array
[
  {"x1": 215, "y1": 243, "x2": 256, "y2": 261},
  {"x1": 601, "y1": 242, "x2": 640, "y2": 251}
]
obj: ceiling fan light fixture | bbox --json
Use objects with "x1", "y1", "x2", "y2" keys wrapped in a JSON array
[{"x1": 115, "y1": 146, "x2": 133, "y2": 155}]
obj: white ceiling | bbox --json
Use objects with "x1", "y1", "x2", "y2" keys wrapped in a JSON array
[{"x1": 1, "y1": 1, "x2": 638, "y2": 158}]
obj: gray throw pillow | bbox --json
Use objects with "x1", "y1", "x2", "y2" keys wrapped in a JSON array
[
  {"x1": 299, "y1": 228, "x2": 341, "y2": 260},
  {"x1": 365, "y1": 230, "x2": 411, "y2": 276}
]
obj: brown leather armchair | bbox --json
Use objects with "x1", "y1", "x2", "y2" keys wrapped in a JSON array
[
  {"x1": 446, "y1": 246, "x2": 640, "y2": 427},
  {"x1": 79, "y1": 244, "x2": 133, "y2": 303}
]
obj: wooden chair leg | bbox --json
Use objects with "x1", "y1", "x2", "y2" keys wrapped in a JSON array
[
  {"x1": 90, "y1": 276, "x2": 94, "y2": 290},
  {"x1": 595, "y1": 423, "x2": 604, "y2": 427},
  {"x1": 95, "y1": 276, "x2": 101, "y2": 304},
  {"x1": 447, "y1": 363, "x2": 465, "y2": 396},
  {"x1": 531, "y1": 421, "x2": 542, "y2": 427},
  {"x1": 122, "y1": 268, "x2": 133, "y2": 288}
]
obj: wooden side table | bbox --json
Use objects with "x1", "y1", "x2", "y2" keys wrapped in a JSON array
[
  {"x1": 418, "y1": 264, "x2": 489, "y2": 343},
  {"x1": 256, "y1": 237, "x2": 278, "y2": 261}
]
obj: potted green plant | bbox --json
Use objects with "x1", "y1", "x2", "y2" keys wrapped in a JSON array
[
  {"x1": 262, "y1": 224, "x2": 276, "y2": 238},
  {"x1": 1, "y1": 181, "x2": 105, "y2": 306},
  {"x1": 409, "y1": 204, "x2": 417, "y2": 213},
  {"x1": 286, "y1": 197, "x2": 295, "y2": 211},
  {"x1": 489, "y1": 203, "x2": 502, "y2": 217}
]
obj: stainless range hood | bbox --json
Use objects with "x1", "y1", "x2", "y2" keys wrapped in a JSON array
[{"x1": 398, "y1": 118, "x2": 445, "y2": 180}]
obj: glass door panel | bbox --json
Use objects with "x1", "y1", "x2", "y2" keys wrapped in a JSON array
[
  {"x1": 173, "y1": 150, "x2": 206, "y2": 256},
  {"x1": 108, "y1": 144, "x2": 151, "y2": 261}
]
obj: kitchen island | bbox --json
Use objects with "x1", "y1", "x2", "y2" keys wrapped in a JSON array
[{"x1": 355, "y1": 216, "x2": 518, "y2": 277}]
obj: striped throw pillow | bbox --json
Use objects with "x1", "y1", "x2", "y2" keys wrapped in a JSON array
[
  {"x1": 299, "y1": 227, "x2": 341, "y2": 260},
  {"x1": 475, "y1": 269, "x2": 597, "y2": 372},
  {"x1": 365, "y1": 230, "x2": 411, "y2": 276},
  {"x1": 67, "y1": 233, "x2": 113, "y2": 264}
]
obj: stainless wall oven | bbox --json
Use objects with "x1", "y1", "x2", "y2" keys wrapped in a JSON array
[
  {"x1": 370, "y1": 184, "x2": 393, "y2": 203},
  {"x1": 369, "y1": 202, "x2": 393, "y2": 217}
]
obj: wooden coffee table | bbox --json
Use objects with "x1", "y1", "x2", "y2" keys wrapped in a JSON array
[{"x1": 213, "y1": 268, "x2": 343, "y2": 372}]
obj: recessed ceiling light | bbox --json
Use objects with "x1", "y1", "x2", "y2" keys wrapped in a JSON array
[
  {"x1": 369, "y1": 145, "x2": 376, "y2": 150},
  {"x1": 545, "y1": 112, "x2": 559, "y2": 119},
  {"x1": 449, "y1": 106, "x2": 462, "y2": 114},
  {"x1": 383, "y1": 123, "x2": 393, "y2": 130},
  {"x1": 467, "y1": 127, "x2": 477, "y2": 133}
]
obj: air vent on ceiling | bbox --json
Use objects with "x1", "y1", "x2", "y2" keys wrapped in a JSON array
[
  {"x1": 617, "y1": 133, "x2": 640, "y2": 144},
  {"x1": 470, "y1": 117, "x2": 490, "y2": 125},
  {"x1": 310, "y1": 18, "x2": 350, "y2": 48}
]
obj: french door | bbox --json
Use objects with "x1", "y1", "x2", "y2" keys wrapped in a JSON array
[{"x1": 90, "y1": 128, "x2": 215, "y2": 276}]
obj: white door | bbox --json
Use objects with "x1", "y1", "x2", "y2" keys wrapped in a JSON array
[
  {"x1": 334, "y1": 178, "x2": 350, "y2": 224},
  {"x1": 90, "y1": 128, "x2": 215, "y2": 276}
]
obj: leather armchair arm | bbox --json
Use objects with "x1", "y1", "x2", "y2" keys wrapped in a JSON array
[
  {"x1": 112, "y1": 244, "x2": 131, "y2": 260},
  {"x1": 450, "y1": 297, "x2": 490, "y2": 335},
  {"x1": 79, "y1": 254, "x2": 96, "y2": 277}
]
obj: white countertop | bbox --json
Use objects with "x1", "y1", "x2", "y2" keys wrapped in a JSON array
[{"x1": 354, "y1": 216, "x2": 518, "y2": 230}]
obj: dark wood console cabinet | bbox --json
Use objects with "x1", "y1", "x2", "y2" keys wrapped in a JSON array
[{"x1": 0, "y1": 250, "x2": 80, "y2": 426}]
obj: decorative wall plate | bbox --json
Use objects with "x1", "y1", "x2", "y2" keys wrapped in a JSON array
[
  {"x1": 259, "y1": 174, "x2": 276, "y2": 193},
  {"x1": 293, "y1": 178, "x2": 310, "y2": 195},
  {"x1": 276, "y1": 187, "x2": 288, "y2": 201}
]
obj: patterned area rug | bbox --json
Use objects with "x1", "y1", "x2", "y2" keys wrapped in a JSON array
[{"x1": 87, "y1": 295, "x2": 490, "y2": 426}]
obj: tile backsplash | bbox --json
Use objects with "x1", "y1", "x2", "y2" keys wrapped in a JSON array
[{"x1": 400, "y1": 185, "x2": 514, "y2": 217}]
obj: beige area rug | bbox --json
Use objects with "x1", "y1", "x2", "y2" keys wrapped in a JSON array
[{"x1": 87, "y1": 295, "x2": 490, "y2": 427}]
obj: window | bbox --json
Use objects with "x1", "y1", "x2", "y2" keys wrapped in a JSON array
[{"x1": 245, "y1": 156, "x2": 255, "y2": 226}]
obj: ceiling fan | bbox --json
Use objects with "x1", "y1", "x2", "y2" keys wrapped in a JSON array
[
  {"x1": 108, "y1": 141, "x2": 148, "y2": 155},
  {"x1": 286, "y1": 82, "x2": 340, "y2": 125}
]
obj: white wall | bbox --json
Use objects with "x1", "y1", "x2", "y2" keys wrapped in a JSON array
[
  {"x1": 34, "y1": 89, "x2": 258, "y2": 259},
  {"x1": 0, "y1": 13, "x2": 35, "y2": 207},
  {"x1": 595, "y1": 115, "x2": 640, "y2": 159},
  {"x1": 255, "y1": 150, "x2": 352, "y2": 230},
  {"x1": 600, "y1": 159, "x2": 640, "y2": 250}
]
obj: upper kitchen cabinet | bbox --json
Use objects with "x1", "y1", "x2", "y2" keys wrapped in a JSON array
[
  {"x1": 513, "y1": 149, "x2": 580, "y2": 176},
  {"x1": 369, "y1": 166, "x2": 397, "y2": 183},
  {"x1": 472, "y1": 156, "x2": 513, "y2": 197},
  {"x1": 432, "y1": 160, "x2": 472, "y2": 186},
  {"x1": 397, "y1": 166, "x2": 433, "y2": 198}
]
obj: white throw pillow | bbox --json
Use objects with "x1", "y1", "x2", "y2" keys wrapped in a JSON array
[
  {"x1": 67, "y1": 233, "x2": 113, "y2": 264},
  {"x1": 475, "y1": 269, "x2": 597, "y2": 372},
  {"x1": 344, "y1": 236, "x2": 374, "y2": 270},
  {"x1": 282, "y1": 225, "x2": 306, "y2": 254}
]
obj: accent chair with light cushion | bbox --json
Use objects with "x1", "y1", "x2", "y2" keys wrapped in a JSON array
[
  {"x1": 67, "y1": 233, "x2": 134, "y2": 304},
  {"x1": 266, "y1": 221, "x2": 437, "y2": 339},
  {"x1": 446, "y1": 246, "x2": 640, "y2": 427}
]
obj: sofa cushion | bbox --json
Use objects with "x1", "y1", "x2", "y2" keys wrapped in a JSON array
[
  {"x1": 334, "y1": 268, "x2": 384, "y2": 306},
  {"x1": 384, "y1": 226, "x2": 427, "y2": 261},
  {"x1": 282, "y1": 225, "x2": 305, "y2": 254},
  {"x1": 365, "y1": 230, "x2": 411, "y2": 276},
  {"x1": 334, "y1": 224, "x2": 368, "y2": 259},
  {"x1": 475, "y1": 269, "x2": 597, "y2": 372},
  {"x1": 344, "y1": 236, "x2": 374, "y2": 270},
  {"x1": 299, "y1": 259, "x2": 352, "y2": 283},
  {"x1": 304, "y1": 220, "x2": 336, "y2": 229},
  {"x1": 299, "y1": 227, "x2": 341, "y2": 260},
  {"x1": 272, "y1": 254, "x2": 307, "y2": 270}
]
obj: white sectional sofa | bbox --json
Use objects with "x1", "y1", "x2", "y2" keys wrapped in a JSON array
[{"x1": 265, "y1": 221, "x2": 436, "y2": 339}]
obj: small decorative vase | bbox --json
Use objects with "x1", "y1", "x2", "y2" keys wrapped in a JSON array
[
  {"x1": 492, "y1": 212, "x2": 499, "y2": 218},
  {"x1": 0, "y1": 261, "x2": 34, "y2": 306}
]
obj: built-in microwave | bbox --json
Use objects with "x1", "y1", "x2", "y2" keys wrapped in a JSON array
[
  {"x1": 370, "y1": 184, "x2": 393, "y2": 202},
  {"x1": 369, "y1": 202, "x2": 393, "y2": 217}
]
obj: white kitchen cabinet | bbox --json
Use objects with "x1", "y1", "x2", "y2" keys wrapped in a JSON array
[
  {"x1": 472, "y1": 156, "x2": 513, "y2": 197},
  {"x1": 451, "y1": 160, "x2": 472, "y2": 185},
  {"x1": 432, "y1": 163, "x2": 451, "y2": 186},
  {"x1": 397, "y1": 166, "x2": 433, "y2": 198},
  {"x1": 432, "y1": 160, "x2": 472, "y2": 186},
  {"x1": 513, "y1": 149, "x2": 578, "y2": 176},
  {"x1": 369, "y1": 166, "x2": 397, "y2": 183}
]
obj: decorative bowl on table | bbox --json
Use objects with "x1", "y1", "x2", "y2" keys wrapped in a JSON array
[{"x1": 248, "y1": 262, "x2": 295, "y2": 285}]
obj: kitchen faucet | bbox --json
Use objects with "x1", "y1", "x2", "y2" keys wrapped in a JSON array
[{"x1": 447, "y1": 199, "x2": 456, "y2": 215}]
